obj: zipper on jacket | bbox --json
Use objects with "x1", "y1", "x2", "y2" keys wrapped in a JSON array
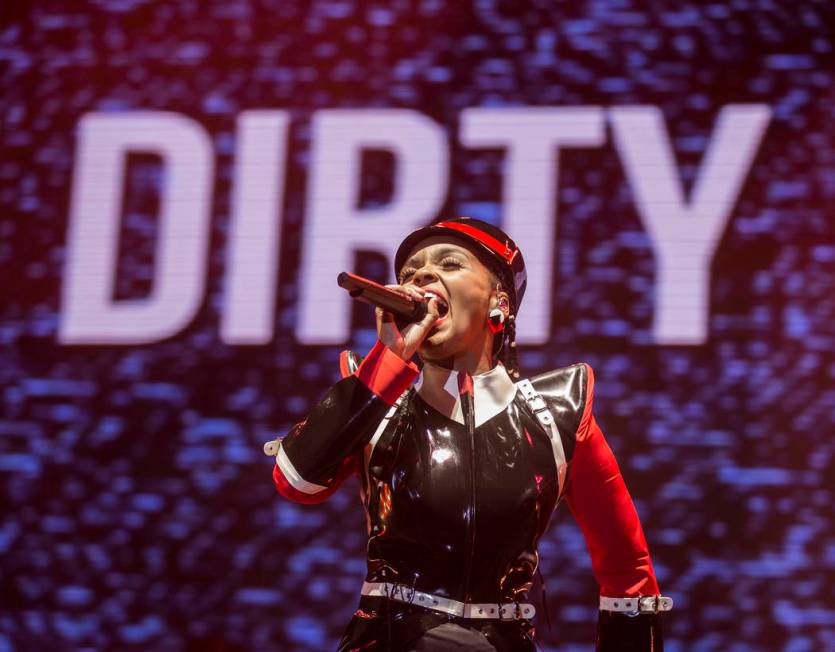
[{"x1": 458, "y1": 372, "x2": 477, "y2": 601}]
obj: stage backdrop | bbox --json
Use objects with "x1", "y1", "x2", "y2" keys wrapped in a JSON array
[{"x1": 2, "y1": 2, "x2": 834, "y2": 650}]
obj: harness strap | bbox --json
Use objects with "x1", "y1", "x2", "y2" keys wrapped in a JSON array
[{"x1": 516, "y1": 379, "x2": 568, "y2": 497}]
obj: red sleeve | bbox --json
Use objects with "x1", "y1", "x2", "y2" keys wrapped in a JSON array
[{"x1": 564, "y1": 414, "x2": 660, "y2": 597}]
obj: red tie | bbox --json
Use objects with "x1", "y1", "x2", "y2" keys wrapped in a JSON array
[{"x1": 457, "y1": 371, "x2": 475, "y2": 432}]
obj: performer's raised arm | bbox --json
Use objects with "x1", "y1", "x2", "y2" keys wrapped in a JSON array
[
  {"x1": 270, "y1": 339, "x2": 419, "y2": 504},
  {"x1": 269, "y1": 281, "x2": 442, "y2": 504}
]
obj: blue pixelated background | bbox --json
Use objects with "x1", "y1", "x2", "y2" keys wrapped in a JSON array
[{"x1": 2, "y1": 1, "x2": 835, "y2": 650}]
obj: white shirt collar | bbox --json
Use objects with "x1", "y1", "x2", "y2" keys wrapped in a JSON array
[{"x1": 414, "y1": 360, "x2": 518, "y2": 427}]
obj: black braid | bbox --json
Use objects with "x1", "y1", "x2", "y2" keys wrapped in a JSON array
[{"x1": 502, "y1": 314, "x2": 520, "y2": 379}]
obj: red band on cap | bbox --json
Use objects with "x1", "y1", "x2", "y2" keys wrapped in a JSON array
[{"x1": 436, "y1": 221, "x2": 518, "y2": 264}]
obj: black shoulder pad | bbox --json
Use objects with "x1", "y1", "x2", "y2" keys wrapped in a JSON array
[{"x1": 528, "y1": 362, "x2": 593, "y2": 462}]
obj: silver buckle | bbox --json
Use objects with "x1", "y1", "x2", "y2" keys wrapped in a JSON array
[
  {"x1": 639, "y1": 595, "x2": 673, "y2": 613},
  {"x1": 499, "y1": 602, "x2": 534, "y2": 620},
  {"x1": 517, "y1": 380, "x2": 554, "y2": 426},
  {"x1": 600, "y1": 595, "x2": 673, "y2": 614},
  {"x1": 528, "y1": 395, "x2": 547, "y2": 412}
]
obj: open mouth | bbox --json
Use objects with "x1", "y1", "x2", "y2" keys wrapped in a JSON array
[{"x1": 424, "y1": 292, "x2": 449, "y2": 318}]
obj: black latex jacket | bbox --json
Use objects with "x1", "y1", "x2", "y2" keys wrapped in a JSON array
[{"x1": 271, "y1": 340, "x2": 666, "y2": 651}]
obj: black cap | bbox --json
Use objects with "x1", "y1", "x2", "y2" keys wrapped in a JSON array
[{"x1": 394, "y1": 217, "x2": 527, "y2": 312}]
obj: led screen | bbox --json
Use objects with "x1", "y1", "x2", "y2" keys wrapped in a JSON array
[{"x1": 2, "y1": 2, "x2": 834, "y2": 650}]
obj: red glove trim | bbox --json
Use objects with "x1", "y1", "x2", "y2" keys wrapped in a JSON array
[{"x1": 354, "y1": 340, "x2": 419, "y2": 405}]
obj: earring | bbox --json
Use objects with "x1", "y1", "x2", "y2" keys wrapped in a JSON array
[{"x1": 488, "y1": 307, "x2": 505, "y2": 333}]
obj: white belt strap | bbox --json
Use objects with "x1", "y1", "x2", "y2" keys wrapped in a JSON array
[
  {"x1": 516, "y1": 379, "x2": 567, "y2": 496},
  {"x1": 600, "y1": 595, "x2": 674, "y2": 613},
  {"x1": 361, "y1": 581, "x2": 535, "y2": 620}
]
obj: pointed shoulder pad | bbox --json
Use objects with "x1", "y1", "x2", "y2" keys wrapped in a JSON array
[{"x1": 527, "y1": 363, "x2": 594, "y2": 461}]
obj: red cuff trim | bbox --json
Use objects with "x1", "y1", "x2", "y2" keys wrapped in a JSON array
[
  {"x1": 577, "y1": 362, "x2": 595, "y2": 441},
  {"x1": 273, "y1": 464, "x2": 332, "y2": 504},
  {"x1": 273, "y1": 454, "x2": 358, "y2": 505},
  {"x1": 355, "y1": 340, "x2": 419, "y2": 405}
]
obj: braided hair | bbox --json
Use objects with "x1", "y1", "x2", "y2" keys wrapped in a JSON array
[
  {"x1": 501, "y1": 313, "x2": 520, "y2": 380},
  {"x1": 487, "y1": 270, "x2": 520, "y2": 380}
]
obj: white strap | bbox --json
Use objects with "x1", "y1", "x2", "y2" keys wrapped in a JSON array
[
  {"x1": 273, "y1": 442, "x2": 328, "y2": 495},
  {"x1": 516, "y1": 379, "x2": 567, "y2": 496},
  {"x1": 361, "y1": 581, "x2": 535, "y2": 620},
  {"x1": 599, "y1": 595, "x2": 674, "y2": 613},
  {"x1": 517, "y1": 379, "x2": 554, "y2": 426},
  {"x1": 364, "y1": 390, "x2": 409, "y2": 471}
]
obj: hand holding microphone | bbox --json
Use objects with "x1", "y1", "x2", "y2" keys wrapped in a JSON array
[{"x1": 337, "y1": 272, "x2": 444, "y2": 360}]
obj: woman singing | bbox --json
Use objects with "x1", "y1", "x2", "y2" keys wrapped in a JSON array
[{"x1": 266, "y1": 218, "x2": 672, "y2": 650}]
